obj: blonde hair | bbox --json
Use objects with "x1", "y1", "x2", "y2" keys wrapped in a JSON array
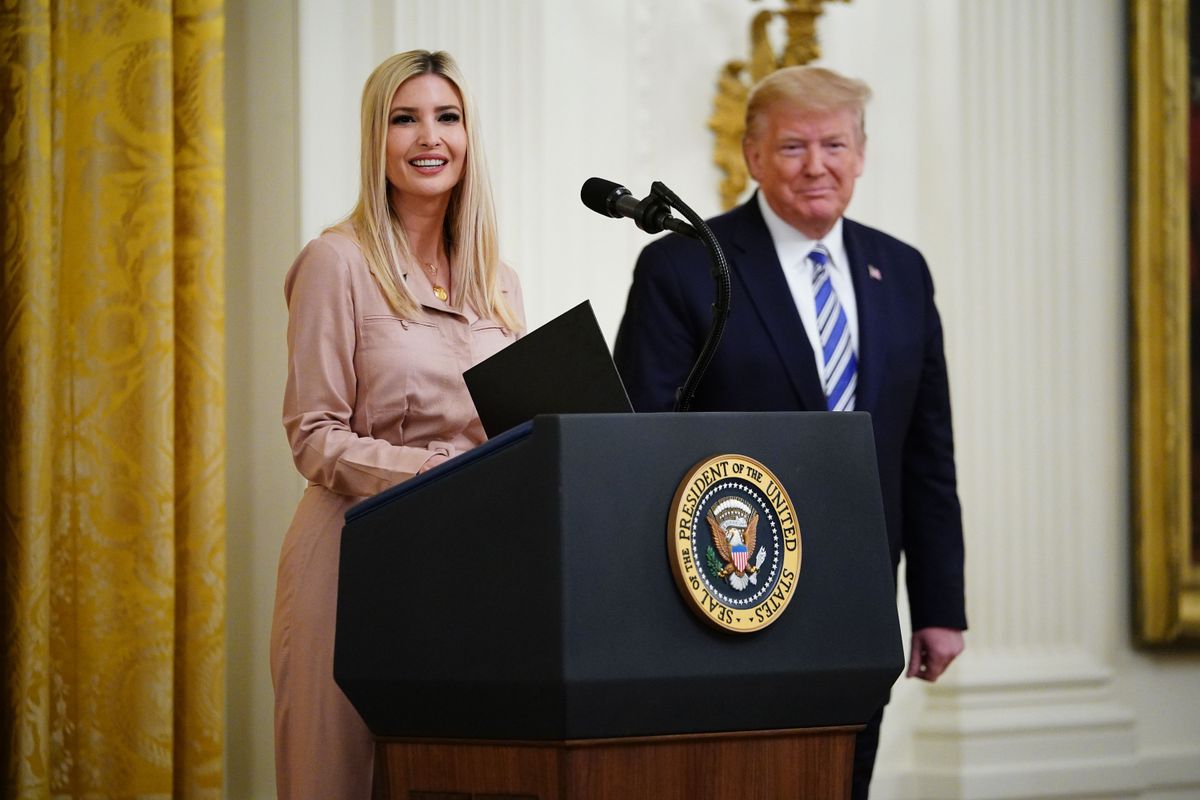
[
  {"x1": 334, "y1": 50, "x2": 521, "y2": 331},
  {"x1": 745, "y1": 66, "x2": 872, "y2": 144}
]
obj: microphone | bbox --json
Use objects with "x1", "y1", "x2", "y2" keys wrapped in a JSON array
[
  {"x1": 580, "y1": 177, "x2": 700, "y2": 239},
  {"x1": 582, "y1": 177, "x2": 731, "y2": 411}
]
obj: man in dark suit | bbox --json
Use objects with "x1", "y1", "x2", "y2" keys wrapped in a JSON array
[{"x1": 613, "y1": 65, "x2": 966, "y2": 799}]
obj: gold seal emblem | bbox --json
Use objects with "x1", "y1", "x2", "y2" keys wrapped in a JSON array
[{"x1": 668, "y1": 454, "x2": 802, "y2": 633}]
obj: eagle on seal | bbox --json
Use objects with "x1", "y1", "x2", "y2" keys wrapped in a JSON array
[{"x1": 707, "y1": 508, "x2": 759, "y2": 579}]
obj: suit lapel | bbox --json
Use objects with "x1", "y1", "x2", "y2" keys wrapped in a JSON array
[
  {"x1": 728, "y1": 199, "x2": 827, "y2": 411},
  {"x1": 843, "y1": 219, "x2": 886, "y2": 414}
]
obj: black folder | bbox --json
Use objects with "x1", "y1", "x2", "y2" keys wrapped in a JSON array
[{"x1": 463, "y1": 300, "x2": 633, "y2": 437}]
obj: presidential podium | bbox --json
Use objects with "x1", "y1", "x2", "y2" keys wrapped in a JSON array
[{"x1": 335, "y1": 413, "x2": 903, "y2": 800}]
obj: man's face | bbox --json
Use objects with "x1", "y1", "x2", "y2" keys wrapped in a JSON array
[{"x1": 743, "y1": 105, "x2": 864, "y2": 240}]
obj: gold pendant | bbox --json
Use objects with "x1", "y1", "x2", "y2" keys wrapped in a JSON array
[{"x1": 433, "y1": 285, "x2": 448, "y2": 302}]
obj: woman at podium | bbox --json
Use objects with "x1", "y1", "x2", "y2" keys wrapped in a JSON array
[{"x1": 270, "y1": 49, "x2": 525, "y2": 799}]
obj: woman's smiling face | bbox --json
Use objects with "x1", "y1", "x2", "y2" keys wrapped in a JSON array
[{"x1": 385, "y1": 73, "x2": 467, "y2": 203}]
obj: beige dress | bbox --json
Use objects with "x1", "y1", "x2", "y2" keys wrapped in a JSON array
[{"x1": 270, "y1": 230, "x2": 524, "y2": 799}]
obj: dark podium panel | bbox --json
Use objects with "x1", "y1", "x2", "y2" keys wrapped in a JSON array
[{"x1": 336, "y1": 412, "x2": 903, "y2": 752}]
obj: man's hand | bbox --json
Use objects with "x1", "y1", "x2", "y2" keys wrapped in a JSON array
[{"x1": 906, "y1": 627, "x2": 964, "y2": 682}]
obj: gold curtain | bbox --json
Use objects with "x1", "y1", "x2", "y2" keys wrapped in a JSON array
[{"x1": 1, "y1": 0, "x2": 226, "y2": 797}]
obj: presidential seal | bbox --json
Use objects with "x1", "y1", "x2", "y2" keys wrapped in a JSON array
[{"x1": 667, "y1": 454, "x2": 802, "y2": 633}]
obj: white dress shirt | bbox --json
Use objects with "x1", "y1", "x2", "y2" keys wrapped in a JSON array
[{"x1": 756, "y1": 192, "x2": 859, "y2": 375}]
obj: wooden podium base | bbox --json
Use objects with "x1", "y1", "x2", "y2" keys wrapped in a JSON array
[{"x1": 373, "y1": 727, "x2": 859, "y2": 800}]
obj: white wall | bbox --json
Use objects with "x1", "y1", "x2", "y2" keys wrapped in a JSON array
[{"x1": 225, "y1": 1, "x2": 1200, "y2": 797}]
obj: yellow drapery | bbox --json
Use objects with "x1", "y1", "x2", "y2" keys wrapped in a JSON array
[{"x1": 1, "y1": 0, "x2": 226, "y2": 797}]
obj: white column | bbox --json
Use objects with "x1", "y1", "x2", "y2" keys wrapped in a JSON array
[{"x1": 897, "y1": 2, "x2": 1138, "y2": 796}]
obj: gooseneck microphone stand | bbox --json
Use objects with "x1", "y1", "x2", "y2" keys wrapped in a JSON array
[{"x1": 639, "y1": 181, "x2": 731, "y2": 413}]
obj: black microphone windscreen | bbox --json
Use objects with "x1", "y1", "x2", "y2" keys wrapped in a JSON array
[{"x1": 580, "y1": 177, "x2": 626, "y2": 217}]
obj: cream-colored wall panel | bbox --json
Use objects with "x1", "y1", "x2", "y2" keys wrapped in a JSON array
[
  {"x1": 297, "y1": 0, "x2": 385, "y2": 238},
  {"x1": 225, "y1": 1, "x2": 303, "y2": 798}
]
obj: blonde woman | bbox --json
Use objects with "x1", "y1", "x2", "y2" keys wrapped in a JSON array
[{"x1": 270, "y1": 50, "x2": 525, "y2": 798}]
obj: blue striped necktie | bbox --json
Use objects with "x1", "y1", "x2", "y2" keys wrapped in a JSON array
[{"x1": 809, "y1": 245, "x2": 857, "y2": 411}]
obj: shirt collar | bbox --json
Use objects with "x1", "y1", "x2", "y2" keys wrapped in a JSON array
[{"x1": 756, "y1": 191, "x2": 846, "y2": 272}]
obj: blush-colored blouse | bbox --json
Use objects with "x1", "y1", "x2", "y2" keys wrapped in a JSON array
[{"x1": 282, "y1": 229, "x2": 525, "y2": 498}]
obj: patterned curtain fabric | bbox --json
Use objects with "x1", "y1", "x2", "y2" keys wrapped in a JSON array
[{"x1": 0, "y1": 0, "x2": 226, "y2": 797}]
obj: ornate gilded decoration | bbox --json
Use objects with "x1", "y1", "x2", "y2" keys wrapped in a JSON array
[
  {"x1": 1, "y1": 0, "x2": 227, "y2": 794},
  {"x1": 1130, "y1": 0, "x2": 1200, "y2": 645},
  {"x1": 709, "y1": 0, "x2": 850, "y2": 210}
]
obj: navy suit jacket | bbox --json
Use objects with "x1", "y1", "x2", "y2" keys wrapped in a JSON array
[{"x1": 613, "y1": 196, "x2": 966, "y2": 631}]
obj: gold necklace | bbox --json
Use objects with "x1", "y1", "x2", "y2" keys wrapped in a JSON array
[{"x1": 423, "y1": 261, "x2": 448, "y2": 302}]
